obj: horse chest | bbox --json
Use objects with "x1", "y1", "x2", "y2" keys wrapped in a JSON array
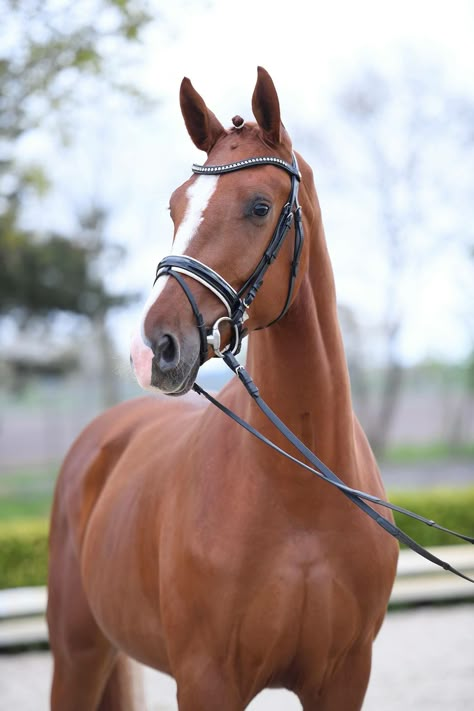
[{"x1": 166, "y1": 515, "x2": 359, "y2": 667}]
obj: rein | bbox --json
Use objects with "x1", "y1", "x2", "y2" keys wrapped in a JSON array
[
  {"x1": 194, "y1": 355, "x2": 474, "y2": 583},
  {"x1": 156, "y1": 153, "x2": 474, "y2": 583}
]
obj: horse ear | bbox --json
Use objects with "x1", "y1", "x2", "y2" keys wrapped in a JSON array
[
  {"x1": 251, "y1": 66, "x2": 282, "y2": 146},
  {"x1": 180, "y1": 77, "x2": 226, "y2": 154}
]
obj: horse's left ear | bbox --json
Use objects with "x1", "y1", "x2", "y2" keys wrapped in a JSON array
[
  {"x1": 180, "y1": 77, "x2": 226, "y2": 153},
  {"x1": 252, "y1": 66, "x2": 282, "y2": 146}
]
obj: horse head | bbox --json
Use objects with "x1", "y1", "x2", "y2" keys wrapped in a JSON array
[{"x1": 131, "y1": 67, "x2": 309, "y2": 395}]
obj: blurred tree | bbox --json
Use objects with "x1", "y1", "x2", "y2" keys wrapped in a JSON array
[
  {"x1": 0, "y1": 0, "x2": 152, "y2": 313},
  {"x1": 78, "y1": 205, "x2": 140, "y2": 406},
  {"x1": 0, "y1": 0, "x2": 151, "y2": 135},
  {"x1": 305, "y1": 56, "x2": 474, "y2": 455},
  {"x1": 0, "y1": 203, "x2": 140, "y2": 404},
  {"x1": 0, "y1": 209, "x2": 136, "y2": 324},
  {"x1": 0, "y1": 0, "x2": 151, "y2": 402}
]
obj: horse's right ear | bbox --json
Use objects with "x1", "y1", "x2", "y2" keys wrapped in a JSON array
[{"x1": 180, "y1": 78, "x2": 226, "y2": 154}]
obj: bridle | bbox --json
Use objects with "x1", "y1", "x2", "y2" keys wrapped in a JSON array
[
  {"x1": 154, "y1": 153, "x2": 304, "y2": 361},
  {"x1": 152, "y1": 151, "x2": 474, "y2": 583}
]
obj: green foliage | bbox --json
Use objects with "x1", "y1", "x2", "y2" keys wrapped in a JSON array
[
  {"x1": 0, "y1": 0, "x2": 150, "y2": 327},
  {"x1": 0, "y1": 0, "x2": 151, "y2": 137},
  {"x1": 0, "y1": 227, "x2": 134, "y2": 321},
  {"x1": 390, "y1": 487, "x2": 474, "y2": 548},
  {"x1": 0, "y1": 519, "x2": 49, "y2": 589}
]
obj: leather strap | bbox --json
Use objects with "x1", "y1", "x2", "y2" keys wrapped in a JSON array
[
  {"x1": 163, "y1": 269, "x2": 209, "y2": 364},
  {"x1": 157, "y1": 255, "x2": 240, "y2": 313},
  {"x1": 192, "y1": 155, "x2": 301, "y2": 179},
  {"x1": 192, "y1": 354, "x2": 474, "y2": 584}
]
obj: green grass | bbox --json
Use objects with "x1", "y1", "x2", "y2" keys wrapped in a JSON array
[
  {"x1": 383, "y1": 441, "x2": 474, "y2": 465},
  {"x1": 0, "y1": 463, "x2": 58, "y2": 521},
  {"x1": 0, "y1": 493, "x2": 53, "y2": 521},
  {"x1": 0, "y1": 463, "x2": 58, "y2": 491}
]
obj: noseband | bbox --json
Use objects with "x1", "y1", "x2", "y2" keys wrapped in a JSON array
[{"x1": 154, "y1": 154, "x2": 304, "y2": 362}]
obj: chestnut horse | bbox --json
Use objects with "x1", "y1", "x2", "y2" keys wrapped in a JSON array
[{"x1": 48, "y1": 67, "x2": 398, "y2": 710}]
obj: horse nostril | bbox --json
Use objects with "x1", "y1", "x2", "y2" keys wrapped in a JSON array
[{"x1": 155, "y1": 334, "x2": 179, "y2": 370}]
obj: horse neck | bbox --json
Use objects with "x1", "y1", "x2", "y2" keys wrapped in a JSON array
[{"x1": 244, "y1": 211, "x2": 356, "y2": 476}]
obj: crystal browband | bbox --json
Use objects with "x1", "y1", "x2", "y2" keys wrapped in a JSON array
[{"x1": 192, "y1": 156, "x2": 301, "y2": 180}]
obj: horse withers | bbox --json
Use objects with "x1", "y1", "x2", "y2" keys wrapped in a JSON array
[{"x1": 48, "y1": 67, "x2": 398, "y2": 710}]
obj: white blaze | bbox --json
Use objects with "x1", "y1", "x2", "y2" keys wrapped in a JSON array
[
  {"x1": 141, "y1": 174, "x2": 220, "y2": 337},
  {"x1": 131, "y1": 174, "x2": 219, "y2": 386},
  {"x1": 172, "y1": 174, "x2": 219, "y2": 256}
]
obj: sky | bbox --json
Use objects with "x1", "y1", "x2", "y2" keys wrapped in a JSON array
[{"x1": 20, "y1": 0, "x2": 474, "y2": 366}]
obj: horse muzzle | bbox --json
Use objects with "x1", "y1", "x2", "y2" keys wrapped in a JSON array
[{"x1": 130, "y1": 328, "x2": 201, "y2": 396}]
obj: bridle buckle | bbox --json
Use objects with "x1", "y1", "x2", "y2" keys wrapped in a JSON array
[{"x1": 207, "y1": 316, "x2": 243, "y2": 358}]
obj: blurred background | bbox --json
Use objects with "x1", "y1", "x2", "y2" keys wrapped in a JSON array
[
  {"x1": 1, "y1": 3, "x2": 474, "y2": 708},
  {"x1": 1, "y1": 0, "x2": 473, "y2": 524}
]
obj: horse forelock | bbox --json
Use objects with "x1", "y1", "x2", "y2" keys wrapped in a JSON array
[{"x1": 205, "y1": 120, "x2": 293, "y2": 166}]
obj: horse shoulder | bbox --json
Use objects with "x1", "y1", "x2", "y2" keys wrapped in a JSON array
[{"x1": 52, "y1": 396, "x2": 175, "y2": 552}]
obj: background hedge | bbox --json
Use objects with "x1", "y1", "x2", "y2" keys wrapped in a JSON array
[
  {"x1": 0, "y1": 487, "x2": 473, "y2": 589},
  {"x1": 0, "y1": 518, "x2": 49, "y2": 589},
  {"x1": 390, "y1": 486, "x2": 474, "y2": 548}
]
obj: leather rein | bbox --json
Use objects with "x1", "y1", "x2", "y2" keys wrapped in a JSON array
[{"x1": 154, "y1": 153, "x2": 474, "y2": 583}]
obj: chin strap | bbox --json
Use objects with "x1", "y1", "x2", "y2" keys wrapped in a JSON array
[{"x1": 193, "y1": 353, "x2": 474, "y2": 584}]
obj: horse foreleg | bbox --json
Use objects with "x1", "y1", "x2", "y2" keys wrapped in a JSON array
[
  {"x1": 96, "y1": 653, "x2": 144, "y2": 711},
  {"x1": 47, "y1": 508, "x2": 140, "y2": 711},
  {"x1": 174, "y1": 660, "x2": 245, "y2": 711},
  {"x1": 299, "y1": 644, "x2": 373, "y2": 711}
]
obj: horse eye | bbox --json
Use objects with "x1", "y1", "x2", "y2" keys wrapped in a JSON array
[{"x1": 253, "y1": 203, "x2": 270, "y2": 217}]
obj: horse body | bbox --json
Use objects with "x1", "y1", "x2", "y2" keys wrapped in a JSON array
[{"x1": 48, "y1": 68, "x2": 398, "y2": 710}]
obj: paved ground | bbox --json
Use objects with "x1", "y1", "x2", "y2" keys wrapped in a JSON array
[{"x1": 0, "y1": 604, "x2": 472, "y2": 710}]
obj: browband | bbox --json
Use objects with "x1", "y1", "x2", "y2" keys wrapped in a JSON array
[{"x1": 192, "y1": 156, "x2": 301, "y2": 180}]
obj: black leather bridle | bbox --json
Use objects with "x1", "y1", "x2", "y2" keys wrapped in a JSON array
[
  {"x1": 153, "y1": 152, "x2": 474, "y2": 583},
  {"x1": 154, "y1": 154, "x2": 304, "y2": 362}
]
